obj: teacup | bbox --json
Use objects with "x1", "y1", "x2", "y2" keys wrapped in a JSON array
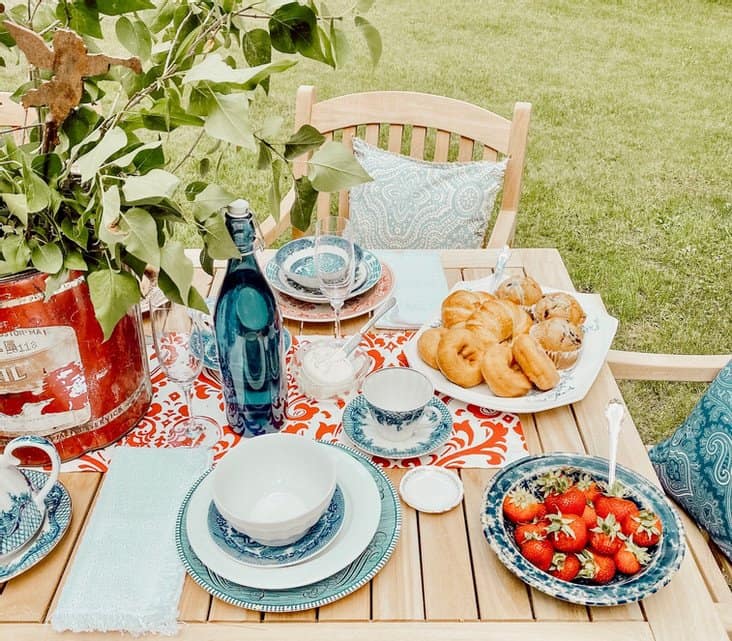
[
  {"x1": 0, "y1": 435, "x2": 61, "y2": 562},
  {"x1": 361, "y1": 368, "x2": 442, "y2": 442}
]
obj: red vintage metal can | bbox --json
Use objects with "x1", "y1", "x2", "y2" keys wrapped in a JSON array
[{"x1": 0, "y1": 270, "x2": 152, "y2": 463}]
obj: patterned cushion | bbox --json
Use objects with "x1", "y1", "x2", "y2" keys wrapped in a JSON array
[
  {"x1": 649, "y1": 359, "x2": 732, "y2": 561},
  {"x1": 349, "y1": 137, "x2": 507, "y2": 249}
]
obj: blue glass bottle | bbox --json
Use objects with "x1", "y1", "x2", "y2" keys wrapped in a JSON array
[{"x1": 214, "y1": 199, "x2": 285, "y2": 436}]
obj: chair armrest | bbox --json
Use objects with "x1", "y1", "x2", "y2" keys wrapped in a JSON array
[
  {"x1": 607, "y1": 350, "x2": 729, "y2": 382},
  {"x1": 486, "y1": 208, "x2": 517, "y2": 248}
]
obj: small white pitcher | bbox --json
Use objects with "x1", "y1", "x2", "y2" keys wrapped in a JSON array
[{"x1": 0, "y1": 435, "x2": 61, "y2": 562}]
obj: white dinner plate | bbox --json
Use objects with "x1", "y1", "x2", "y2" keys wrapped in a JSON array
[
  {"x1": 185, "y1": 443, "x2": 381, "y2": 590},
  {"x1": 403, "y1": 284, "x2": 618, "y2": 413}
]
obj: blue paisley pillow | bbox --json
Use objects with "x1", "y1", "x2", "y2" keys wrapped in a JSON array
[
  {"x1": 349, "y1": 138, "x2": 507, "y2": 249},
  {"x1": 649, "y1": 359, "x2": 732, "y2": 561}
]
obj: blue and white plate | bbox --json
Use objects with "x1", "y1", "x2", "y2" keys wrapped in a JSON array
[
  {"x1": 266, "y1": 240, "x2": 381, "y2": 304},
  {"x1": 0, "y1": 470, "x2": 72, "y2": 583},
  {"x1": 279, "y1": 237, "x2": 364, "y2": 290},
  {"x1": 176, "y1": 443, "x2": 400, "y2": 612},
  {"x1": 342, "y1": 395, "x2": 453, "y2": 460},
  {"x1": 481, "y1": 453, "x2": 686, "y2": 607},
  {"x1": 207, "y1": 485, "x2": 345, "y2": 567}
]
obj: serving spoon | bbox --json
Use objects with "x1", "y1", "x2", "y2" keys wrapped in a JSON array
[{"x1": 605, "y1": 398, "x2": 624, "y2": 490}]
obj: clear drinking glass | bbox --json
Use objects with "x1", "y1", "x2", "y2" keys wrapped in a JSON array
[
  {"x1": 314, "y1": 216, "x2": 356, "y2": 340},
  {"x1": 150, "y1": 297, "x2": 218, "y2": 445}
]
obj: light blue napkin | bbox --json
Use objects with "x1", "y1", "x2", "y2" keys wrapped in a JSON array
[
  {"x1": 51, "y1": 447, "x2": 210, "y2": 636},
  {"x1": 374, "y1": 250, "x2": 449, "y2": 328}
]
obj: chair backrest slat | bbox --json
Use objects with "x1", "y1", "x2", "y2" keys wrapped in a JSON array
[
  {"x1": 434, "y1": 130, "x2": 450, "y2": 162},
  {"x1": 410, "y1": 125, "x2": 427, "y2": 158},
  {"x1": 387, "y1": 124, "x2": 403, "y2": 153}
]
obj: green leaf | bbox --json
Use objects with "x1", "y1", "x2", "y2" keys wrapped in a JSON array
[
  {"x1": 98, "y1": 0, "x2": 155, "y2": 15},
  {"x1": 1, "y1": 193, "x2": 28, "y2": 225},
  {"x1": 268, "y1": 159, "x2": 282, "y2": 219},
  {"x1": 205, "y1": 93, "x2": 255, "y2": 149},
  {"x1": 290, "y1": 176, "x2": 318, "y2": 231},
  {"x1": 23, "y1": 167, "x2": 51, "y2": 213},
  {"x1": 108, "y1": 141, "x2": 162, "y2": 169},
  {"x1": 87, "y1": 268, "x2": 141, "y2": 341},
  {"x1": 243, "y1": 28, "x2": 272, "y2": 72},
  {"x1": 160, "y1": 240, "x2": 193, "y2": 303},
  {"x1": 120, "y1": 207, "x2": 160, "y2": 268},
  {"x1": 31, "y1": 154, "x2": 63, "y2": 183},
  {"x1": 116, "y1": 17, "x2": 152, "y2": 60},
  {"x1": 257, "y1": 142, "x2": 272, "y2": 170},
  {"x1": 285, "y1": 124, "x2": 325, "y2": 160},
  {"x1": 355, "y1": 16, "x2": 381, "y2": 67},
  {"x1": 269, "y1": 3, "x2": 317, "y2": 55},
  {"x1": 307, "y1": 141, "x2": 372, "y2": 192},
  {"x1": 122, "y1": 169, "x2": 180, "y2": 203},
  {"x1": 64, "y1": 250, "x2": 88, "y2": 271},
  {"x1": 100, "y1": 186, "x2": 124, "y2": 248},
  {"x1": 202, "y1": 213, "x2": 239, "y2": 260},
  {"x1": 183, "y1": 54, "x2": 295, "y2": 89},
  {"x1": 193, "y1": 184, "x2": 236, "y2": 221},
  {"x1": 198, "y1": 157, "x2": 211, "y2": 177},
  {"x1": 76, "y1": 127, "x2": 128, "y2": 183},
  {"x1": 31, "y1": 242, "x2": 64, "y2": 274},
  {"x1": 44, "y1": 270, "x2": 70, "y2": 301},
  {"x1": 330, "y1": 22, "x2": 350, "y2": 66},
  {"x1": 0, "y1": 235, "x2": 32, "y2": 273},
  {"x1": 187, "y1": 285, "x2": 209, "y2": 313},
  {"x1": 60, "y1": 2, "x2": 103, "y2": 39}
]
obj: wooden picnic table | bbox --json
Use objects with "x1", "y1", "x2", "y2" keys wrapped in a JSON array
[{"x1": 1, "y1": 247, "x2": 729, "y2": 641}]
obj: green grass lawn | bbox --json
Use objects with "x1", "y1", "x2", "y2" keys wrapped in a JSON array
[{"x1": 5, "y1": 1, "x2": 731, "y2": 443}]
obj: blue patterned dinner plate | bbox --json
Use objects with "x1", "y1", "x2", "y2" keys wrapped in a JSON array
[
  {"x1": 342, "y1": 395, "x2": 453, "y2": 460},
  {"x1": 0, "y1": 470, "x2": 72, "y2": 583},
  {"x1": 266, "y1": 240, "x2": 381, "y2": 304},
  {"x1": 481, "y1": 453, "x2": 686, "y2": 606},
  {"x1": 207, "y1": 485, "x2": 345, "y2": 567},
  {"x1": 175, "y1": 443, "x2": 400, "y2": 612}
]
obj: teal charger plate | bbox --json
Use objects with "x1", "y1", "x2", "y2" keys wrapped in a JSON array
[
  {"x1": 481, "y1": 453, "x2": 686, "y2": 606},
  {"x1": 175, "y1": 443, "x2": 400, "y2": 612}
]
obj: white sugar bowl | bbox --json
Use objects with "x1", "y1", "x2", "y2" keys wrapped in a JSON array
[{"x1": 212, "y1": 433, "x2": 336, "y2": 546}]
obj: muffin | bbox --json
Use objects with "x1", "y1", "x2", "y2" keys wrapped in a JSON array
[
  {"x1": 533, "y1": 292, "x2": 586, "y2": 326},
  {"x1": 495, "y1": 276, "x2": 543, "y2": 312},
  {"x1": 530, "y1": 318, "x2": 584, "y2": 369}
]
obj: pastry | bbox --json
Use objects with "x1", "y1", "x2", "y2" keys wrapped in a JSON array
[
  {"x1": 512, "y1": 334, "x2": 560, "y2": 391},
  {"x1": 436, "y1": 328, "x2": 485, "y2": 388},
  {"x1": 417, "y1": 327, "x2": 447, "y2": 369},
  {"x1": 533, "y1": 292, "x2": 586, "y2": 326},
  {"x1": 441, "y1": 290, "x2": 481, "y2": 328},
  {"x1": 530, "y1": 318, "x2": 584, "y2": 369},
  {"x1": 464, "y1": 301, "x2": 513, "y2": 345},
  {"x1": 495, "y1": 299, "x2": 533, "y2": 337},
  {"x1": 495, "y1": 276, "x2": 543, "y2": 308},
  {"x1": 480, "y1": 343, "x2": 532, "y2": 397}
]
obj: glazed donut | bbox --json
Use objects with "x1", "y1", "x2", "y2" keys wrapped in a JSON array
[
  {"x1": 481, "y1": 343, "x2": 532, "y2": 397},
  {"x1": 512, "y1": 334, "x2": 560, "y2": 391},
  {"x1": 495, "y1": 299, "x2": 533, "y2": 337},
  {"x1": 441, "y1": 290, "x2": 481, "y2": 328},
  {"x1": 495, "y1": 276, "x2": 543, "y2": 307},
  {"x1": 533, "y1": 292, "x2": 586, "y2": 326},
  {"x1": 436, "y1": 328, "x2": 485, "y2": 388},
  {"x1": 417, "y1": 327, "x2": 447, "y2": 369}
]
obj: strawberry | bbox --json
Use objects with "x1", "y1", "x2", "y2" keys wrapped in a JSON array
[
  {"x1": 614, "y1": 539, "x2": 652, "y2": 575},
  {"x1": 595, "y1": 495, "x2": 639, "y2": 523},
  {"x1": 589, "y1": 513, "x2": 625, "y2": 556},
  {"x1": 578, "y1": 549, "x2": 617, "y2": 584},
  {"x1": 623, "y1": 510, "x2": 663, "y2": 547},
  {"x1": 544, "y1": 486, "x2": 587, "y2": 516},
  {"x1": 535, "y1": 470, "x2": 573, "y2": 497},
  {"x1": 514, "y1": 519, "x2": 549, "y2": 546},
  {"x1": 576, "y1": 474, "x2": 602, "y2": 504},
  {"x1": 520, "y1": 538, "x2": 555, "y2": 571},
  {"x1": 581, "y1": 503, "x2": 598, "y2": 529},
  {"x1": 503, "y1": 488, "x2": 547, "y2": 524},
  {"x1": 546, "y1": 513, "x2": 588, "y2": 553},
  {"x1": 549, "y1": 552, "x2": 581, "y2": 582}
]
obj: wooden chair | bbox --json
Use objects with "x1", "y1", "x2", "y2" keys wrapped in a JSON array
[
  {"x1": 261, "y1": 86, "x2": 531, "y2": 248},
  {"x1": 607, "y1": 348, "x2": 732, "y2": 617}
]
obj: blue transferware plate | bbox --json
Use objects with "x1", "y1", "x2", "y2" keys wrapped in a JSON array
[
  {"x1": 266, "y1": 241, "x2": 381, "y2": 304},
  {"x1": 280, "y1": 237, "x2": 364, "y2": 290},
  {"x1": 175, "y1": 443, "x2": 400, "y2": 612},
  {"x1": 481, "y1": 453, "x2": 686, "y2": 607},
  {"x1": 342, "y1": 395, "x2": 453, "y2": 460},
  {"x1": 0, "y1": 489, "x2": 44, "y2": 560},
  {"x1": 0, "y1": 470, "x2": 72, "y2": 583},
  {"x1": 207, "y1": 485, "x2": 345, "y2": 568}
]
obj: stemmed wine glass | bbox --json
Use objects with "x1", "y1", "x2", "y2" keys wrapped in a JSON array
[
  {"x1": 314, "y1": 216, "x2": 356, "y2": 340},
  {"x1": 150, "y1": 296, "x2": 218, "y2": 446}
]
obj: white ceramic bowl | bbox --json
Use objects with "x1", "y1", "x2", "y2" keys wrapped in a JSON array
[{"x1": 212, "y1": 433, "x2": 337, "y2": 546}]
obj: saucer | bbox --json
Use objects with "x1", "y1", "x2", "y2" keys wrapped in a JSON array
[
  {"x1": 0, "y1": 493, "x2": 44, "y2": 561},
  {"x1": 342, "y1": 395, "x2": 453, "y2": 459},
  {"x1": 207, "y1": 485, "x2": 345, "y2": 567},
  {"x1": 183, "y1": 442, "x2": 382, "y2": 589},
  {"x1": 176, "y1": 443, "x2": 400, "y2": 612},
  {"x1": 0, "y1": 470, "x2": 72, "y2": 583}
]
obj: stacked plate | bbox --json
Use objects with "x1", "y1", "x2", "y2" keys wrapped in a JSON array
[
  {"x1": 175, "y1": 443, "x2": 401, "y2": 612},
  {"x1": 265, "y1": 238, "x2": 394, "y2": 322}
]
